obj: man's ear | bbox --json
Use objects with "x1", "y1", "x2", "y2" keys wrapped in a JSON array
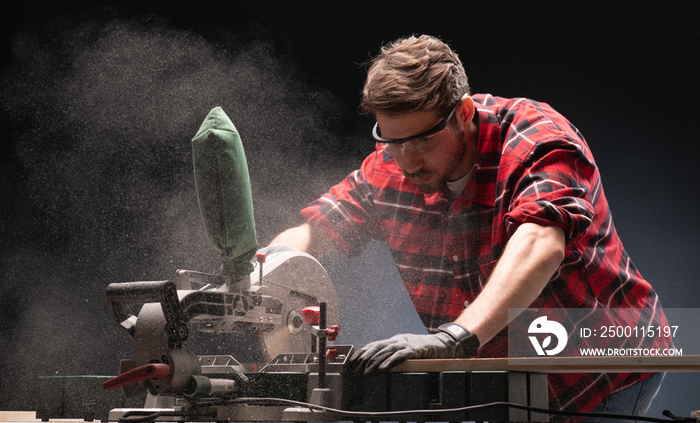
[{"x1": 459, "y1": 94, "x2": 475, "y2": 124}]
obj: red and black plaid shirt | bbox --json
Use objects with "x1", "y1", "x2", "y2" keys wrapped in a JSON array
[{"x1": 301, "y1": 94, "x2": 669, "y2": 417}]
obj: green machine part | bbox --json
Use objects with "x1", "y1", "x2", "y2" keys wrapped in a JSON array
[{"x1": 191, "y1": 107, "x2": 257, "y2": 278}]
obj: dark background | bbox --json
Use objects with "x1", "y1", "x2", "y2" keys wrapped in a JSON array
[{"x1": 1, "y1": 0, "x2": 698, "y2": 417}]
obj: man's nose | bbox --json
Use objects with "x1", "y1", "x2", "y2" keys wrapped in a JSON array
[{"x1": 397, "y1": 149, "x2": 423, "y2": 174}]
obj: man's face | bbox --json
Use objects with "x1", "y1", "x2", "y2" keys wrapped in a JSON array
[{"x1": 375, "y1": 110, "x2": 469, "y2": 194}]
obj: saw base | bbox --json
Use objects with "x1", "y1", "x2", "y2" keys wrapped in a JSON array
[{"x1": 35, "y1": 353, "x2": 550, "y2": 423}]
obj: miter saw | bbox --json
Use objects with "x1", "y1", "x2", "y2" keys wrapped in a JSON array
[
  {"x1": 103, "y1": 250, "x2": 347, "y2": 422},
  {"x1": 100, "y1": 107, "x2": 348, "y2": 422}
]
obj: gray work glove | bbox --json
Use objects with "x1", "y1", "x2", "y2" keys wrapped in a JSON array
[{"x1": 350, "y1": 331, "x2": 470, "y2": 375}]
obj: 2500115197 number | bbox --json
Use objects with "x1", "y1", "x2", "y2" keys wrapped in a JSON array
[{"x1": 600, "y1": 325, "x2": 678, "y2": 338}]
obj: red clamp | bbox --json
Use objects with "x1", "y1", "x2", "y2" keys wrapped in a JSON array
[
  {"x1": 102, "y1": 363, "x2": 170, "y2": 391},
  {"x1": 327, "y1": 325, "x2": 340, "y2": 342},
  {"x1": 302, "y1": 306, "x2": 320, "y2": 325},
  {"x1": 326, "y1": 348, "x2": 338, "y2": 361},
  {"x1": 302, "y1": 306, "x2": 340, "y2": 341}
]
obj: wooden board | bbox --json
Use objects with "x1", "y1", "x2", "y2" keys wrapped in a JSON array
[
  {"x1": 392, "y1": 355, "x2": 700, "y2": 373},
  {"x1": 0, "y1": 411, "x2": 82, "y2": 422}
]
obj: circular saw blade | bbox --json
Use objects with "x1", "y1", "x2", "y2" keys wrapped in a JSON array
[{"x1": 252, "y1": 250, "x2": 341, "y2": 362}]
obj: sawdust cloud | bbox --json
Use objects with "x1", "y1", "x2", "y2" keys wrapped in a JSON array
[{"x1": 0, "y1": 6, "x2": 367, "y2": 409}]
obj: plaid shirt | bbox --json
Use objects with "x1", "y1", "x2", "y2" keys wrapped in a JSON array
[{"x1": 301, "y1": 94, "x2": 669, "y2": 417}]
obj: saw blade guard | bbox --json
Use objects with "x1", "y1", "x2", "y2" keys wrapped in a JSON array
[{"x1": 250, "y1": 248, "x2": 341, "y2": 362}]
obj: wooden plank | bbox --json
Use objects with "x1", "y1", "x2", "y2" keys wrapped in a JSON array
[
  {"x1": 0, "y1": 412, "x2": 37, "y2": 422},
  {"x1": 0, "y1": 411, "x2": 83, "y2": 422},
  {"x1": 392, "y1": 355, "x2": 700, "y2": 373}
]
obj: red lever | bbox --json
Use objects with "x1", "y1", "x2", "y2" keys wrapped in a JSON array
[
  {"x1": 326, "y1": 348, "x2": 338, "y2": 361},
  {"x1": 102, "y1": 363, "x2": 170, "y2": 391},
  {"x1": 302, "y1": 306, "x2": 320, "y2": 325},
  {"x1": 327, "y1": 325, "x2": 340, "y2": 341}
]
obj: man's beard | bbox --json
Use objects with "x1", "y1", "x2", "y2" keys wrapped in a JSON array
[
  {"x1": 403, "y1": 168, "x2": 441, "y2": 194},
  {"x1": 403, "y1": 126, "x2": 467, "y2": 194}
]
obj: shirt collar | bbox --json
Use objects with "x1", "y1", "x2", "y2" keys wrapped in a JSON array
[{"x1": 471, "y1": 96, "x2": 501, "y2": 207}]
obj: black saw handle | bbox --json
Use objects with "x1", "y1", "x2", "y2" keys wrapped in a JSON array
[{"x1": 106, "y1": 280, "x2": 188, "y2": 347}]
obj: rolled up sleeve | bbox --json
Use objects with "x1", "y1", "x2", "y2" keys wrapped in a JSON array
[{"x1": 503, "y1": 138, "x2": 596, "y2": 240}]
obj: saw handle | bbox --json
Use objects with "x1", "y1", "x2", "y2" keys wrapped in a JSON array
[
  {"x1": 106, "y1": 280, "x2": 188, "y2": 348},
  {"x1": 102, "y1": 363, "x2": 170, "y2": 391}
]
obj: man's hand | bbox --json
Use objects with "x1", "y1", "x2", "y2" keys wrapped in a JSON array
[
  {"x1": 350, "y1": 330, "x2": 476, "y2": 375},
  {"x1": 256, "y1": 244, "x2": 295, "y2": 257},
  {"x1": 267, "y1": 222, "x2": 334, "y2": 258}
]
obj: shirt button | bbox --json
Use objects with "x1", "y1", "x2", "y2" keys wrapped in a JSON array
[
  {"x1": 464, "y1": 300, "x2": 470, "y2": 307},
  {"x1": 453, "y1": 255, "x2": 459, "y2": 262}
]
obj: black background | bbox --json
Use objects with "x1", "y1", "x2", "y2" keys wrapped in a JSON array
[{"x1": 1, "y1": 0, "x2": 699, "y2": 417}]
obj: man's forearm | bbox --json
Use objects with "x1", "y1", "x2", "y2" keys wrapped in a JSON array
[
  {"x1": 454, "y1": 222, "x2": 566, "y2": 345},
  {"x1": 268, "y1": 222, "x2": 333, "y2": 258},
  {"x1": 269, "y1": 223, "x2": 312, "y2": 252}
]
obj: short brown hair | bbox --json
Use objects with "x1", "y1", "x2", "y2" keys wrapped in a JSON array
[{"x1": 360, "y1": 34, "x2": 470, "y2": 116}]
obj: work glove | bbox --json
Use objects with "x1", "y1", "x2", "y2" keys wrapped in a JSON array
[{"x1": 350, "y1": 324, "x2": 479, "y2": 375}]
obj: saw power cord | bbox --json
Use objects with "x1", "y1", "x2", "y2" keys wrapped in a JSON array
[
  {"x1": 118, "y1": 409, "x2": 214, "y2": 422},
  {"x1": 224, "y1": 397, "x2": 696, "y2": 422},
  {"x1": 116, "y1": 396, "x2": 696, "y2": 423}
]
